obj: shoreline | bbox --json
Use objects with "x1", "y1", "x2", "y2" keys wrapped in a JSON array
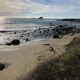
[{"x1": 0, "y1": 33, "x2": 80, "y2": 80}]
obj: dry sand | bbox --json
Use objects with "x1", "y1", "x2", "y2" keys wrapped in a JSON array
[{"x1": 0, "y1": 33, "x2": 80, "y2": 80}]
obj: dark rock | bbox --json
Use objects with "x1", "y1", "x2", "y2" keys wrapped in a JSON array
[
  {"x1": 49, "y1": 47, "x2": 54, "y2": 51},
  {"x1": 6, "y1": 42, "x2": 12, "y2": 46},
  {"x1": 39, "y1": 31, "x2": 42, "y2": 33},
  {"x1": 14, "y1": 32, "x2": 16, "y2": 34},
  {"x1": 53, "y1": 34, "x2": 60, "y2": 38},
  {"x1": 38, "y1": 28, "x2": 41, "y2": 30},
  {"x1": 43, "y1": 44, "x2": 50, "y2": 46},
  {"x1": 20, "y1": 35, "x2": 23, "y2": 37},
  {"x1": 5, "y1": 39, "x2": 20, "y2": 46},
  {"x1": 38, "y1": 17, "x2": 43, "y2": 19},
  {"x1": 0, "y1": 63, "x2": 10, "y2": 71},
  {"x1": 0, "y1": 63, "x2": 5, "y2": 71},
  {"x1": 26, "y1": 38, "x2": 29, "y2": 41},
  {"x1": 58, "y1": 25, "x2": 64, "y2": 28},
  {"x1": 11, "y1": 39, "x2": 20, "y2": 45}
]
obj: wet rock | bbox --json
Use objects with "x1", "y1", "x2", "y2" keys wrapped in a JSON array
[
  {"x1": 0, "y1": 63, "x2": 6, "y2": 71},
  {"x1": 6, "y1": 39, "x2": 20, "y2": 46},
  {"x1": 14, "y1": 32, "x2": 17, "y2": 34},
  {"x1": 26, "y1": 38, "x2": 29, "y2": 42},
  {"x1": 20, "y1": 35, "x2": 23, "y2": 37},
  {"x1": 38, "y1": 17, "x2": 43, "y2": 19},
  {"x1": 43, "y1": 43, "x2": 50, "y2": 46},
  {"x1": 53, "y1": 34, "x2": 60, "y2": 38},
  {"x1": 11, "y1": 39, "x2": 20, "y2": 45},
  {"x1": 0, "y1": 63, "x2": 10, "y2": 71},
  {"x1": 6, "y1": 42, "x2": 12, "y2": 46}
]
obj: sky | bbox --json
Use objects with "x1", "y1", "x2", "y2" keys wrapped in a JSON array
[{"x1": 0, "y1": 0, "x2": 80, "y2": 18}]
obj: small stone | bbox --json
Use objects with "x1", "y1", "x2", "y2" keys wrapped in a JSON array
[{"x1": 49, "y1": 47, "x2": 54, "y2": 51}]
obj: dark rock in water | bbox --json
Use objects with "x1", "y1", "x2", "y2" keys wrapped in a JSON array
[
  {"x1": 6, "y1": 42, "x2": 12, "y2": 46},
  {"x1": 20, "y1": 35, "x2": 23, "y2": 37},
  {"x1": 26, "y1": 38, "x2": 29, "y2": 41},
  {"x1": 0, "y1": 63, "x2": 5, "y2": 71},
  {"x1": 38, "y1": 17, "x2": 43, "y2": 19},
  {"x1": 14, "y1": 32, "x2": 17, "y2": 34},
  {"x1": 39, "y1": 31, "x2": 42, "y2": 33},
  {"x1": 58, "y1": 25, "x2": 64, "y2": 28},
  {"x1": 11, "y1": 39, "x2": 20, "y2": 45},
  {"x1": 38, "y1": 28, "x2": 41, "y2": 30},
  {"x1": 6, "y1": 39, "x2": 20, "y2": 46},
  {"x1": 53, "y1": 34, "x2": 60, "y2": 38}
]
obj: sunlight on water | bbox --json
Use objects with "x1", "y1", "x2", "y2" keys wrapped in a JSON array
[
  {"x1": 0, "y1": 17, "x2": 5, "y2": 30},
  {"x1": 0, "y1": 26, "x2": 4, "y2": 30},
  {"x1": 0, "y1": 18, "x2": 79, "y2": 45},
  {"x1": 0, "y1": 17, "x2": 5, "y2": 23}
]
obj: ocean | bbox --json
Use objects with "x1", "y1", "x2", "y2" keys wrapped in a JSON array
[
  {"x1": 0, "y1": 18, "x2": 80, "y2": 45},
  {"x1": 1, "y1": 18, "x2": 80, "y2": 30}
]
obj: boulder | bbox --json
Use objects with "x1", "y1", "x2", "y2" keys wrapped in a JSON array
[
  {"x1": 0, "y1": 63, "x2": 5, "y2": 71},
  {"x1": 38, "y1": 17, "x2": 43, "y2": 19},
  {"x1": 11, "y1": 39, "x2": 20, "y2": 45}
]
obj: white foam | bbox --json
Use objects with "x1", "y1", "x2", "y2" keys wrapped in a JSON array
[{"x1": 0, "y1": 37, "x2": 7, "y2": 44}]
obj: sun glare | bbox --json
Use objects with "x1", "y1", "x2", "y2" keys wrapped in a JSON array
[{"x1": 0, "y1": 17, "x2": 5, "y2": 30}]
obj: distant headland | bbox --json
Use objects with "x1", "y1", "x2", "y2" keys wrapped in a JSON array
[{"x1": 61, "y1": 18, "x2": 80, "y2": 22}]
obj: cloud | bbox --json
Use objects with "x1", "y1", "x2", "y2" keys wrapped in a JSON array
[
  {"x1": 0, "y1": 0, "x2": 80, "y2": 18},
  {"x1": 20, "y1": 2, "x2": 76, "y2": 16},
  {"x1": 0, "y1": 0, "x2": 24, "y2": 16}
]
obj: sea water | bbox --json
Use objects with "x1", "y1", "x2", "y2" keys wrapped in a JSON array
[{"x1": 0, "y1": 18, "x2": 80, "y2": 45}]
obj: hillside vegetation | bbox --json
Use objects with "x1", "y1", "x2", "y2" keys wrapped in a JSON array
[
  {"x1": 66, "y1": 36, "x2": 80, "y2": 49},
  {"x1": 21, "y1": 36, "x2": 80, "y2": 80}
]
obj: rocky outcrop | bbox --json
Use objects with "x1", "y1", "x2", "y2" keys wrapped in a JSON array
[
  {"x1": 11, "y1": 39, "x2": 20, "y2": 45},
  {"x1": 38, "y1": 17, "x2": 43, "y2": 19},
  {"x1": 6, "y1": 39, "x2": 20, "y2": 46}
]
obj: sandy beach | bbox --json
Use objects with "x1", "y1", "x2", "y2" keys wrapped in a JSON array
[
  {"x1": 0, "y1": 0, "x2": 80, "y2": 79},
  {"x1": 0, "y1": 33, "x2": 80, "y2": 80}
]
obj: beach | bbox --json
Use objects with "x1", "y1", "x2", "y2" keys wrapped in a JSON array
[
  {"x1": 0, "y1": 0, "x2": 80, "y2": 79},
  {"x1": 0, "y1": 33, "x2": 80, "y2": 80}
]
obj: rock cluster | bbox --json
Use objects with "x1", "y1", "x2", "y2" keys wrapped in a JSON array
[{"x1": 6, "y1": 39, "x2": 20, "y2": 46}]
